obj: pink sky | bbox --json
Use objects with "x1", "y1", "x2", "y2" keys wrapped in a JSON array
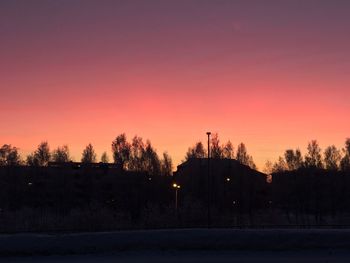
[{"x1": 1, "y1": 0, "x2": 349, "y2": 169}]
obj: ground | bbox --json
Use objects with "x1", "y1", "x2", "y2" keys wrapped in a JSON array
[
  {"x1": 2, "y1": 229, "x2": 350, "y2": 262},
  {"x1": 5, "y1": 250, "x2": 350, "y2": 263}
]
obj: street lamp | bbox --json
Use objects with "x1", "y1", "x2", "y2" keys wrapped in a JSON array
[
  {"x1": 206, "y1": 132, "x2": 211, "y2": 228},
  {"x1": 173, "y1": 183, "x2": 181, "y2": 212}
]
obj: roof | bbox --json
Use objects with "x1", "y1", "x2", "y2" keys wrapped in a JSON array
[{"x1": 175, "y1": 158, "x2": 266, "y2": 178}]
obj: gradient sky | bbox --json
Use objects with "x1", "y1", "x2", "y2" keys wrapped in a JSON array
[{"x1": 1, "y1": 0, "x2": 350, "y2": 170}]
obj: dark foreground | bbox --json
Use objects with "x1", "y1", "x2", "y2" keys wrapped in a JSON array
[
  {"x1": 6, "y1": 250, "x2": 350, "y2": 263},
  {"x1": 2, "y1": 229, "x2": 350, "y2": 262}
]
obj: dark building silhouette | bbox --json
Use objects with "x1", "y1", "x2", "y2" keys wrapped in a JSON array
[
  {"x1": 48, "y1": 161, "x2": 120, "y2": 169},
  {"x1": 3, "y1": 159, "x2": 350, "y2": 232},
  {"x1": 173, "y1": 158, "x2": 269, "y2": 218}
]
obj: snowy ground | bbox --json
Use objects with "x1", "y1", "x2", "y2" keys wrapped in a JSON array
[{"x1": 2, "y1": 229, "x2": 350, "y2": 261}]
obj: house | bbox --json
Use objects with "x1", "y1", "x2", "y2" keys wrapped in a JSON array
[{"x1": 173, "y1": 158, "x2": 269, "y2": 212}]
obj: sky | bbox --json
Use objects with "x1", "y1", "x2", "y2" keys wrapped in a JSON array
[{"x1": 1, "y1": 0, "x2": 350, "y2": 170}]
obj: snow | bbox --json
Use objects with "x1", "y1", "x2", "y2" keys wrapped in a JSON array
[{"x1": 1, "y1": 229, "x2": 350, "y2": 257}]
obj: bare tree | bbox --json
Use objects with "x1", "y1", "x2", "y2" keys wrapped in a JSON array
[
  {"x1": 272, "y1": 156, "x2": 287, "y2": 173},
  {"x1": 52, "y1": 145, "x2": 71, "y2": 163},
  {"x1": 81, "y1": 143, "x2": 97, "y2": 163},
  {"x1": 160, "y1": 151, "x2": 173, "y2": 176},
  {"x1": 0, "y1": 144, "x2": 22, "y2": 166},
  {"x1": 142, "y1": 140, "x2": 161, "y2": 176},
  {"x1": 236, "y1": 143, "x2": 249, "y2": 165},
  {"x1": 294, "y1": 149, "x2": 303, "y2": 168},
  {"x1": 27, "y1": 141, "x2": 51, "y2": 166},
  {"x1": 185, "y1": 142, "x2": 206, "y2": 160},
  {"x1": 223, "y1": 140, "x2": 234, "y2": 159},
  {"x1": 211, "y1": 133, "x2": 223, "y2": 159},
  {"x1": 284, "y1": 149, "x2": 303, "y2": 170},
  {"x1": 341, "y1": 156, "x2": 350, "y2": 171},
  {"x1": 263, "y1": 160, "x2": 273, "y2": 175},
  {"x1": 324, "y1": 145, "x2": 341, "y2": 170},
  {"x1": 236, "y1": 142, "x2": 256, "y2": 169},
  {"x1": 26, "y1": 153, "x2": 36, "y2": 166},
  {"x1": 305, "y1": 140, "x2": 323, "y2": 168},
  {"x1": 247, "y1": 155, "x2": 257, "y2": 170},
  {"x1": 345, "y1": 138, "x2": 350, "y2": 155},
  {"x1": 101, "y1": 152, "x2": 109, "y2": 163},
  {"x1": 112, "y1": 133, "x2": 131, "y2": 170},
  {"x1": 129, "y1": 136, "x2": 145, "y2": 171},
  {"x1": 340, "y1": 138, "x2": 350, "y2": 171}
]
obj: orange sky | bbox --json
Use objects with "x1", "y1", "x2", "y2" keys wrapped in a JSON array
[{"x1": 1, "y1": 0, "x2": 350, "y2": 170}]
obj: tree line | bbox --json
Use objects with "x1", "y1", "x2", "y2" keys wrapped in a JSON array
[
  {"x1": 264, "y1": 138, "x2": 350, "y2": 174},
  {"x1": 1, "y1": 134, "x2": 349, "y2": 174},
  {"x1": 0, "y1": 133, "x2": 173, "y2": 177},
  {"x1": 0, "y1": 132, "x2": 255, "y2": 171}
]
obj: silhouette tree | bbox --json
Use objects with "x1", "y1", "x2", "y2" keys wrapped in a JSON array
[
  {"x1": 142, "y1": 140, "x2": 161, "y2": 176},
  {"x1": 185, "y1": 142, "x2": 206, "y2": 160},
  {"x1": 26, "y1": 153, "x2": 36, "y2": 166},
  {"x1": 272, "y1": 156, "x2": 287, "y2": 173},
  {"x1": 101, "y1": 151, "x2": 109, "y2": 163},
  {"x1": 346, "y1": 138, "x2": 350, "y2": 154},
  {"x1": 211, "y1": 133, "x2": 223, "y2": 158},
  {"x1": 27, "y1": 141, "x2": 51, "y2": 166},
  {"x1": 223, "y1": 140, "x2": 234, "y2": 159},
  {"x1": 341, "y1": 156, "x2": 350, "y2": 171},
  {"x1": 294, "y1": 149, "x2": 303, "y2": 168},
  {"x1": 263, "y1": 160, "x2": 273, "y2": 175},
  {"x1": 112, "y1": 133, "x2": 131, "y2": 170},
  {"x1": 284, "y1": 150, "x2": 294, "y2": 170},
  {"x1": 236, "y1": 143, "x2": 249, "y2": 165},
  {"x1": 305, "y1": 140, "x2": 323, "y2": 168},
  {"x1": 284, "y1": 149, "x2": 303, "y2": 170},
  {"x1": 81, "y1": 143, "x2": 97, "y2": 163},
  {"x1": 0, "y1": 144, "x2": 22, "y2": 166},
  {"x1": 324, "y1": 145, "x2": 341, "y2": 170},
  {"x1": 129, "y1": 136, "x2": 145, "y2": 171},
  {"x1": 160, "y1": 151, "x2": 173, "y2": 176},
  {"x1": 248, "y1": 156, "x2": 257, "y2": 170},
  {"x1": 236, "y1": 143, "x2": 256, "y2": 169},
  {"x1": 52, "y1": 145, "x2": 71, "y2": 163},
  {"x1": 340, "y1": 138, "x2": 350, "y2": 171}
]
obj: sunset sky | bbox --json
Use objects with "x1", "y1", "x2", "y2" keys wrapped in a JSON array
[{"x1": 1, "y1": 0, "x2": 349, "y2": 170}]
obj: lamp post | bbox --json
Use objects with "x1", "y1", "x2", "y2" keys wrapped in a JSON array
[
  {"x1": 173, "y1": 183, "x2": 181, "y2": 213},
  {"x1": 206, "y1": 132, "x2": 211, "y2": 228}
]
